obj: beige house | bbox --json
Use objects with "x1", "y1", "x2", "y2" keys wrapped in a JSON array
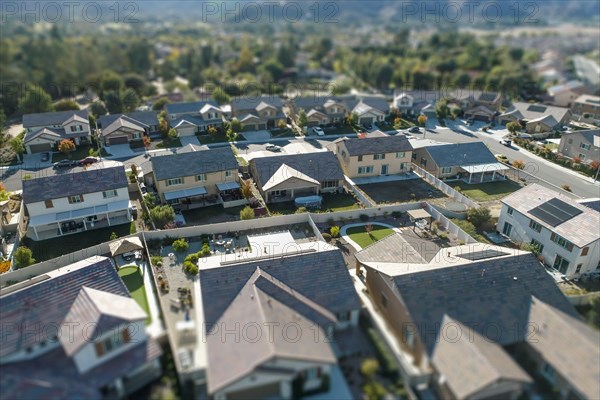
[
  {"x1": 547, "y1": 80, "x2": 587, "y2": 107},
  {"x1": 231, "y1": 96, "x2": 285, "y2": 131},
  {"x1": 333, "y1": 135, "x2": 413, "y2": 178},
  {"x1": 22, "y1": 110, "x2": 91, "y2": 153},
  {"x1": 101, "y1": 116, "x2": 147, "y2": 146},
  {"x1": 557, "y1": 129, "x2": 600, "y2": 163},
  {"x1": 571, "y1": 94, "x2": 600, "y2": 120},
  {"x1": 149, "y1": 147, "x2": 241, "y2": 208},
  {"x1": 498, "y1": 103, "x2": 572, "y2": 136}
]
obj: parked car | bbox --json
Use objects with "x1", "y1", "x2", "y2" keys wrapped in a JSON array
[
  {"x1": 139, "y1": 183, "x2": 148, "y2": 194},
  {"x1": 52, "y1": 159, "x2": 75, "y2": 169},
  {"x1": 408, "y1": 127, "x2": 420, "y2": 133},
  {"x1": 79, "y1": 156, "x2": 100, "y2": 166},
  {"x1": 130, "y1": 204, "x2": 138, "y2": 220},
  {"x1": 500, "y1": 139, "x2": 512, "y2": 147},
  {"x1": 495, "y1": 154, "x2": 509, "y2": 164},
  {"x1": 41, "y1": 152, "x2": 50, "y2": 162},
  {"x1": 312, "y1": 127, "x2": 325, "y2": 136},
  {"x1": 362, "y1": 123, "x2": 373, "y2": 130},
  {"x1": 265, "y1": 144, "x2": 282, "y2": 152}
]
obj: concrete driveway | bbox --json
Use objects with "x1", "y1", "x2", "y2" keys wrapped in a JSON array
[
  {"x1": 179, "y1": 135, "x2": 201, "y2": 147},
  {"x1": 105, "y1": 144, "x2": 136, "y2": 158},
  {"x1": 242, "y1": 130, "x2": 271, "y2": 141},
  {"x1": 22, "y1": 153, "x2": 52, "y2": 169},
  {"x1": 283, "y1": 141, "x2": 325, "y2": 154}
]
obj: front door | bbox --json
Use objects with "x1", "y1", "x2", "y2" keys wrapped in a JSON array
[
  {"x1": 502, "y1": 222, "x2": 512, "y2": 236},
  {"x1": 553, "y1": 255, "x2": 570, "y2": 274},
  {"x1": 381, "y1": 164, "x2": 389, "y2": 175}
]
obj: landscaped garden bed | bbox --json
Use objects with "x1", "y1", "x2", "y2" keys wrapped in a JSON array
[{"x1": 346, "y1": 224, "x2": 394, "y2": 249}]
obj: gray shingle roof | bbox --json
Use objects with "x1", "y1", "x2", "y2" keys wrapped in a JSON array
[
  {"x1": 251, "y1": 152, "x2": 344, "y2": 188},
  {"x1": 342, "y1": 136, "x2": 413, "y2": 156},
  {"x1": 165, "y1": 100, "x2": 220, "y2": 115},
  {"x1": 98, "y1": 111, "x2": 159, "y2": 129},
  {"x1": 23, "y1": 110, "x2": 88, "y2": 128},
  {"x1": 390, "y1": 253, "x2": 579, "y2": 355},
  {"x1": 425, "y1": 142, "x2": 497, "y2": 168},
  {"x1": 355, "y1": 233, "x2": 427, "y2": 264},
  {"x1": 22, "y1": 165, "x2": 128, "y2": 204},
  {"x1": 560, "y1": 129, "x2": 600, "y2": 148},
  {"x1": 231, "y1": 95, "x2": 284, "y2": 112},
  {"x1": 151, "y1": 146, "x2": 238, "y2": 181}
]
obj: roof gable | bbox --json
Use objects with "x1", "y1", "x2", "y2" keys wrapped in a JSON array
[
  {"x1": 262, "y1": 164, "x2": 320, "y2": 191},
  {"x1": 425, "y1": 142, "x2": 497, "y2": 167},
  {"x1": 23, "y1": 110, "x2": 88, "y2": 128},
  {"x1": 151, "y1": 147, "x2": 238, "y2": 181},
  {"x1": 251, "y1": 152, "x2": 343, "y2": 188}
]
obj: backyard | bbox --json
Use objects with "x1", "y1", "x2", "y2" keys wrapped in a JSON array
[
  {"x1": 359, "y1": 179, "x2": 446, "y2": 204},
  {"x1": 182, "y1": 205, "x2": 247, "y2": 225},
  {"x1": 268, "y1": 193, "x2": 361, "y2": 215},
  {"x1": 270, "y1": 128, "x2": 297, "y2": 138},
  {"x1": 346, "y1": 224, "x2": 395, "y2": 248},
  {"x1": 118, "y1": 266, "x2": 152, "y2": 325},
  {"x1": 458, "y1": 180, "x2": 521, "y2": 202}
]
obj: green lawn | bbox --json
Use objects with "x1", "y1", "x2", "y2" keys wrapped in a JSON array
[
  {"x1": 182, "y1": 204, "x2": 246, "y2": 225},
  {"x1": 270, "y1": 128, "x2": 296, "y2": 138},
  {"x1": 118, "y1": 266, "x2": 152, "y2": 325},
  {"x1": 460, "y1": 181, "x2": 521, "y2": 202},
  {"x1": 268, "y1": 193, "x2": 360, "y2": 215},
  {"x1": 156, "y1": 138, "x2": 183, "y2": 148},
  {"x1": 52, "y1": 145, "x2": 94, "y2": 162},
  {"x1": 346, "y1": 224, "x2": 395, "y2": 248},
  {"x1": 197, "y1": 132, "x2": 246, "y2": 144}
]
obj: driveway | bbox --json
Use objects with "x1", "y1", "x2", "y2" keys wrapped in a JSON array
[
  {"x1": 283, "y1": 141, "x2": 324, "y2": 154},
  {"x1": 179, "y1": 135, "x2": 201, "y2": 147},
  {"x1": 241, "y1": 130, "x2": 271, "y2": 141},
  {"x1": 105, "y1": 144, "x2": 137, "y2": 158},
  {"x1": 22, "y1": 153, "x2": 52, "y2": 169}
]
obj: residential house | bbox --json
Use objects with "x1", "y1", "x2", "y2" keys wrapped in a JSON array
[
  {"x1": 99, "y1": 115, "x2": 148, "y2": 146},
  {"x1": 249, "y1": 152, "x2": 344, "y2": 203},
  {"x1": 231, "y1": 95, "x2": 285, "y2": 131},
  {"x1": 0, "y1": 256, "x2": 162, "y2": 399},
  {"x1": 547, "y1": 80, "x2": 587, "y2": 107},
  {"x1": 557, "y1": 129, "x2": 600, "y2": 163},
  {"x1": 23, "y1": 110, "x2": 91, "y2": 154},
  {"x1": 571, "y1": 94, "x2": 600, "y2": 120},
  {"x1": 99, "y1": 111, "x2": 160, "y2": 135},
  {"x1": 455, "y1": 90, "x2": 502, "y2": 122},
  {"x1": 356, "y1": 238, "x2": 599, "y2": 400},
  {"x1": 22, "y1": 161, "x2": 133, "y2": 241},
  {"x1": 340, "y1": 95, "x2": 390, "y2": 126},
  {"x1": 413, "y1": 142, "x2": 508, "y2": 182},
  {"x1": 393, "y1": 90, "x2": 443, "y2": 117},
  {"x1": 199, "y1": 249, "x2": 361, "y2": 400},
  {"x1": 333, "y1": 135, "x2": 413, "y2": 178},
  {"x1": 291, "y1": 96, "x2": 349, "y2": 126},
  {"x1": 497, "y1": 183, "x2": 600, "y2": 278},
  {"x1": 497, "y1": 102, "x2": 572, "y2": 136},
  {"x1": 149, "y1": 146, "x2": 240, "y2": 208},
  {"x1": 165, "y1": 101, "x2": 225, "y2": 136}
]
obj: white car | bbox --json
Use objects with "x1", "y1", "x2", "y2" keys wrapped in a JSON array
[
  {"x1": 312, "y1": 127, "x2": 325, "y2": 136},
  {"x1": 265, "y1": 144, "x2": 282, "y2": 152}
]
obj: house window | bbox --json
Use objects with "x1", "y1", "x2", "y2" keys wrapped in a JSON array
[
  {"x1": 225, "y1": 170, "x2": 233, "y2": 178},
  {"x1": 551, "y1": 233, "x2": 574, "y2": 252},
  {"x1": 45, "y1": 199, "x2": 54, "y2": 208},
  {"x1": 337, "y1": 311, "x2": 350, "y2": 322},
  {"x1": 541, "y1": 362, "x2": 556, "y2": 382},
  {"x1": 441, "y1": 167, "x2": 452, "y2": 174},
  {"x1": 580, "y1": 143, "x2": 591, "y2": 150},
  {"x1": 166, "y1": 178, "x2": 183, "y2": 186},
  {"x1": 373, "y1": 153, "x2": 385, "y2": 160},
  {"x1": 358, "y1": 166, "x2": 374, "y2": 174},
  {"x1": 578, "y1": 154, "x2": 586, "y2": 160},
  {"x1": 502, "y1": 222, "x2": 513, "y2": 236},
  {"x1": 507, "y1": 207, "x2": 514, "y2": 215},
  {"x1": 529, "y1": 219, "x2": 542, "y2": 233},
  {"x1": 102, "y1": 190, "x2": 118, "y2": 198},
  {"x1": 322, "y1": 180, "x2": 338, "y2": 189},
  {"x1": 131, "y1": 132, "x2": 141, "y2": 140},
  {"x1": 196, "y1": 174, "x2": 207, "y2": 182},
  {"x1": 358, "y1": 155, "x2": 363, "y2": 162},
  {"x1": 381, "y1": 292, "x2": 388, "y2": 308},
  {"x1": 575, "y1": 264, "x2": 583, "y2": 274},
  {"x1": 581, "y1": 247, "x2": 589, "y2": 256},
  {"x1": 306, "y1": 367, "x2": 321, "y2": 380},
  {"x1": 403, "y1": 325, "x2": 415, "y2": 348},
  {"x1": 68, "y1": 195, "x2": 83, "y2": 204},
  {"x1": 531, "y1": 239, "x2": 544, "y2": 253},
  {"x1": 395, "y1": 152, "x2": 406, "y2": 158},
  {"x1": 553, "y1": 254, "x2": 570, "y2": 274},
  {"x1": 94, "y1": 328, "x2": 131, "y2": 357},
  {"x1": 412, "y1": 152, "x2": 417, "y2": 160},
  {"x1": 420, "y1": 158, "x2": 427, "y2": 167}
]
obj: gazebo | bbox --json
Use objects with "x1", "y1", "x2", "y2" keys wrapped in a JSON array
[
  {"x1": 109, "y1": 236, "x2": 144, "y2": 257},
  {"x1": 407, "y1": 208, "x2": 433, "y2": 231}
]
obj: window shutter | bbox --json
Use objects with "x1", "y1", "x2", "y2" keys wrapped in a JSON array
[
  {"x1": 95, "y1": 342, "x2": 105, "y2": 357},
  {"x1": 80, "y1": 194, "x2": 84, "y2": 202},
  {"x1": 582, "y1": 247, "x2": 589, "y2": 256},
  {"x1": 68, "y1": 197, "x2": 72, "y2": 204},
  {"x1": 550, "y1": 232, "x2": 556, "y2": 242},
  {"x1": 567, "y1": 242, "x2": 574, "y2": 252},
  {"x1": 122, "y1": 328, "x2": 131, "y2": 343}
]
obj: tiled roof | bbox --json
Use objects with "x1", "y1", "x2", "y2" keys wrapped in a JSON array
[
  {"x1": 390, "y1": 253, "x2": 578, "y2": 355},
  {"x1": 22, "y1": 164, "x2": 128, "y2": 204},
  {"x1": 151, "y1": 146, "x2": 238, "y2": 181},
  {"x1": 23, "y1": 110, "x2": 88, "y2": 128},
  {"x1": 424, "y1": 142, "x2": 497, "y2": 168},
  {"x1": 101, "y1": 116, "x2": 147, "y2": 137},
  {"x1": 432, "y1": 316, "x2": 532, "y2": 400},
  {"x1": 251, "y1": 152, "x2": 344, "y2": 188},
  {"x1": 341, "y1": 136, "x2": 413, "y2": 156},
  {"x1": 98, "y1": 112, "x2": 158, "y2": 129},
  {"x1": 501, "y1": 184, "x2": 600, "y2": 247}
]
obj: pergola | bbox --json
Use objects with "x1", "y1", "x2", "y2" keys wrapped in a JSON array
[
  {"x1": 109, "y1": 236, "x2": 144, "y2": 257},
  {"x1": 460, "y1": 163, "x2": 509, "y2": 183},
  {"x1": 407, "y1": 209, "x2": 433, "y2": 231}
]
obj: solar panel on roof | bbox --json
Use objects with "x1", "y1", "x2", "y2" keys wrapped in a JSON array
[
  {"x1": 529, "y1": 198, "x2": 583, "y2": 227},
  {"x1": 527, "y1": 105, "x2": 547, "y2": 113},
  {"x1": 458, "y1": 250, "x2": 509, "y2": 261}
]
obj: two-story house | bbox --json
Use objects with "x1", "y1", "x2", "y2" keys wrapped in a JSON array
[
  {"x1": 249, "y1": 152, "x2": 344, "y2": 204},
  {"x1": 498, "y1": 103, "x2": 572, "y2": 136},
  {"x1": 0, "y1": 256, "x2": 162, "y2": 399},
  {"x1": 497, "y1": 184, "x2": 600, "y2": 278},
  {"x1": 165, "y1": 101, "x2": 226, "y2": 136},
  {"x1": 356, "y1": 238, "x2": 599, "y2": 400},
  {"x1": 22, "y1": 161, "x2": 133, "y2": 241},
  {"x1": 333, "y1": 135, "x2": 413, "y2": 178},
  {"x1": 98, "y1": 111, "x2": 161, "y2": 145},
  {"x1": 340, "y1": 95, "x2": 390, "y2": 126},
  {"x1": 547, "y1": 80, "x2": 587, "y2": 107},
  {"x1": 571, "y1": 94, "x2": 600, "y2": 120},
  {"x1": 230, "y1": 95, "x2": 285, "y2": 131},
  {"x1": 393, "y1": 90, "x2": 444, "y2": 117},
  {"x1": 557, "y1": 129, "x2": 600, "y2": 163},
  {"x1": 458, "y1": 90, "x2": 503, "y2": 122},
  {"x1": 149, "y1": 146, "x2": 240, "y2": 208},
  {"x1": 199, "y1": 249, "x2": 362, "y2": 400},
  {"x1": 290, "y1": 96, "x2": 349, "y2": 127},
  {"x1": 23, "y1": 110, "x2": 91, "y2": 154}
]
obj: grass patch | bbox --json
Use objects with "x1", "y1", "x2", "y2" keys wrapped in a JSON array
[
  {"x1": 182, "y1": 204, "x2": 246, "y2": 225},
  {"x1": 460, "y1": 181, "x2": 521, "y2": 202},
  {"x1": 118, "y1": 266, "x2": 151, "y2": 325},
  {"x1": 156, "y1": 138, "x2": 183, "y2": 149},
  {"x1": 451, "y1": 218, "x2": 490, "y2": 243},
  {"x1": 270, "y1": 128, "x2": 296, "y2": 138},
  {"x1": 197, "y1": 132, "x2": 246, "y2": 144},
  {"x1": 52, "y1": 145, "x2": 96, "y2": 162},
  {"x1": 346, "y1": 224, "x2": 394, "y2": 249},
  {"x1": 23, "y1": 224, "x2": 131, "y2": 262},
  {"x1": 321, "y1": 193, "x2": 361, "y2": 211}
]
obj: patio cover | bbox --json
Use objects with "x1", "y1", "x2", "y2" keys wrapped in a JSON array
[
  {"x1": 109, "y1": 236, "x2": 144, "y2": 257},
  {"x1": 164, "y1": 186, "x2": 207, "y2": 201},
  {"x1": 216, "y1": 181, "x2": 241, "y2": 191},
  {"x1": 29, "y1": 200, "x2": 130, "y2": 226},
  {"x1": 460, "y1": 163, "x2": 509, "y2": 174},
  {"x1": 407, "y1": 209, "x2": 432, "y2": 221}
]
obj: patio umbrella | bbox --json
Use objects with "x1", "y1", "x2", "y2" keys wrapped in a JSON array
[{"x1": 109, "y1": 236, "x2": 144, "y2": 257}]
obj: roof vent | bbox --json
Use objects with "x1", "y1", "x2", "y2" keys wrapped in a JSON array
[
  {"x1": 513, "y1": 276, "x2": 518, "y2": 281},
  {"x1": 250, "y1": 294, "x2": 254, "y2": 300},
  {"x1": 481, "y1": 268, "x2": 486, "y2": 277}
]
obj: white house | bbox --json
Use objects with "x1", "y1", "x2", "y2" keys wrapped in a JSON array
[
  {"x1": 22, "y1": 161, "x2": 133, "y2": 241},
  {"x1": 165, "y1": 101, "x2": 226, "y2": 136},
  {"x1": 498, "y1": 184, "x2": 600, "y2": 278},
  {"x1": 22, "y1": 110, "x2": 91, "y2": 154}
]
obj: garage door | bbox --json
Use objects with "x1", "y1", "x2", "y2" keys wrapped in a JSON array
[
  {"x1": 243, "y1": 124, "x2": 256, "y2": 132},
  {"x1": 361, "y1": 117, "x2": 373, "y2": 124},
  {"x1": 108, "y1": 136, "x2": 129, "y2": 145},
  {"x1": 473, "y1": 114, "x2": 490, "y2": 122},
  {"x1": 29, "y1": 143, "x2": 53, "y2": 153},
  {"x1": 307, "y1": 121, "x2": 319, "y2": 127},
  {"x1": 227, "y1": 382, "x2": 281, "y2": 400},
  {"x1": 257, "y1": 124, "x2": 266, "y2": 130}
]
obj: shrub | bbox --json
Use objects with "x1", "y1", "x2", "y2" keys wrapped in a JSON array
[
  {"x1": 466, "y1": 207, "x2": 492, "y2": 228},
  {"x1": 199, "y1": 243, "x2": 211, "y2": 257},
  {"x1": 295, "y1": 207, "x2": 307, "y2": 214},
  {"x1": 130, "y1": 222, "x2": 137, "y2": 234},
  {"x1": 240, "y1": 206, "x2": 254, "y2": 220},
  {"x1": 439, "y1": 233, "x2": 448, "y2": 240},
  {"x1": 391, "y1": 211, "x2": 402, "y2": 219},
  {"x1": 110, "y1": 231, "x2": 119, "y2": 240},
  {"x1": 14, "y1": 247, "x2": 35, "y2": 269},
  {"x1": 150, "y1": 256, "x2": 163, "y2": 266},
  {"x1": 359, "y1": 214, "x2": 369, "y2": 222},
  {"x1": 322, "y1": 233, "x2": 332, "y2": 242},
  {"x1": 172, "y1": 238, "x2": 189, "y2": 252},
  {"x1": 150, "y1": 204, "x2": 175, "y2": 228},
  {"x1": 184, "y1": 253, "x2": 199, "y2": 263},
  {"x1": 330, "y1": 226, "x2": 340, "y2": 238},
  {"x1": 0, "y1": 260, "x2": 11, "y2": 274},
  {"x1": 512, "y1": 160, "x2": 525, "y2": 170},
  {"x1": 454, "y1": 186, "x2": 462, "y2": 192},
  {"x1": 561, "y1": 184, "x2": 572, "y2": 192},
  {"x1": 183, "y1": 261, "x2": 198, "y2": 275}
]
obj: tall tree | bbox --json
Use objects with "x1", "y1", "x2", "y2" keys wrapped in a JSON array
[
  {"x1": 104, "y1": 91, "x2": 123, "y2": 114},
  {"x1": 54, "y1": 100, "x2": 80, "y2": 111},
  {"x1": 121, "y1": 88, "x2": 140, "y2": 112},
  {"x1": 20, "y1": 87, "x2": 53, "y2": 114},
  {"x1": 212, "y1": 87, "x2": 231, "y2": 105}
]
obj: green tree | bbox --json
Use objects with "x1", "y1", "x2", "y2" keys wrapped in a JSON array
[
  {"x1": 241, "y1": 180, "x2": 253, "y2": 199},
  {"x1": 152, "y1": 98, "x2": 170, "y2": 110},
  {"x1": 9, "y1": 137, "x2": 25, "y2": 163},
  {"x1": 172, "y1": 238, "x2": 189, "y2": 252},
  {"x1": 168, "y1": 128, "x2": 178, "y2": 140},
  {"x1": 330, "y1": 226, "x2": 340, "y2": 238},
  {"x1": 466, "y1": 207, "x2": 492, "y2": 228},
  {"x1": 123, "y1": 73, "x2": 147, "y2": 96},
  {"x1": 121, "y1": 88, "x2": 140, "y2": 113},
  {"x1": 506, "y1": 121, "x2": 521, "y2": 136},
  {"x1": 90, "y1": 101, "x2": 107, "y2": 117},
  {"x1": 0, "y1": 108, "x2": 7, "y2": 147},
  {"x1": 14, "y1": 246, "x2": 35, "y2": 269},
  {"x1": 150, "y1": 205, "x2": 176, "y2": 228},
  {"x1": 110, "y1": 232, "x2": 119, "y2": 240},
  {"x1": 236, "y1": 45, "x2": 255, "y2": 73},
  {"x1": 240, "y1": 206, "x2": 254, "y2": 220},
  {"x1": 435, "y1": 99, "x2": 449, "y2": 120},
  {"x1": 229, "y1": 118, "x2": 243, "y2": 133},
  {"x1": 20, "y1": 86, "x2": 53, "y2": 114},
  {"x1": 298, "y1": 109, "x2": 308, "y2": 128},
  {"x1": 58, "y1": 139, "x2": 76, "y2": 155},
  {"x1": 226, "y1": 127, "x2": 238, "y2": 142},
  {"x1": 158, "y1": 117, "x2": 169, "y2": 135},
  {"x1": 212, "y1": 87, "x2": 231, "y2": 105},
  {"x1": 54, "y1": 99, "x2": 80, "y2": 111},
  {"x1": 104, "y1": 91, "x2": 123, "y2": 114},
  {"x1": 101, "y1": 72, "x2": 123, "y2": 95},
  {"x1": 143, "y1": 193, "x2": 157, "y2": 209}
]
